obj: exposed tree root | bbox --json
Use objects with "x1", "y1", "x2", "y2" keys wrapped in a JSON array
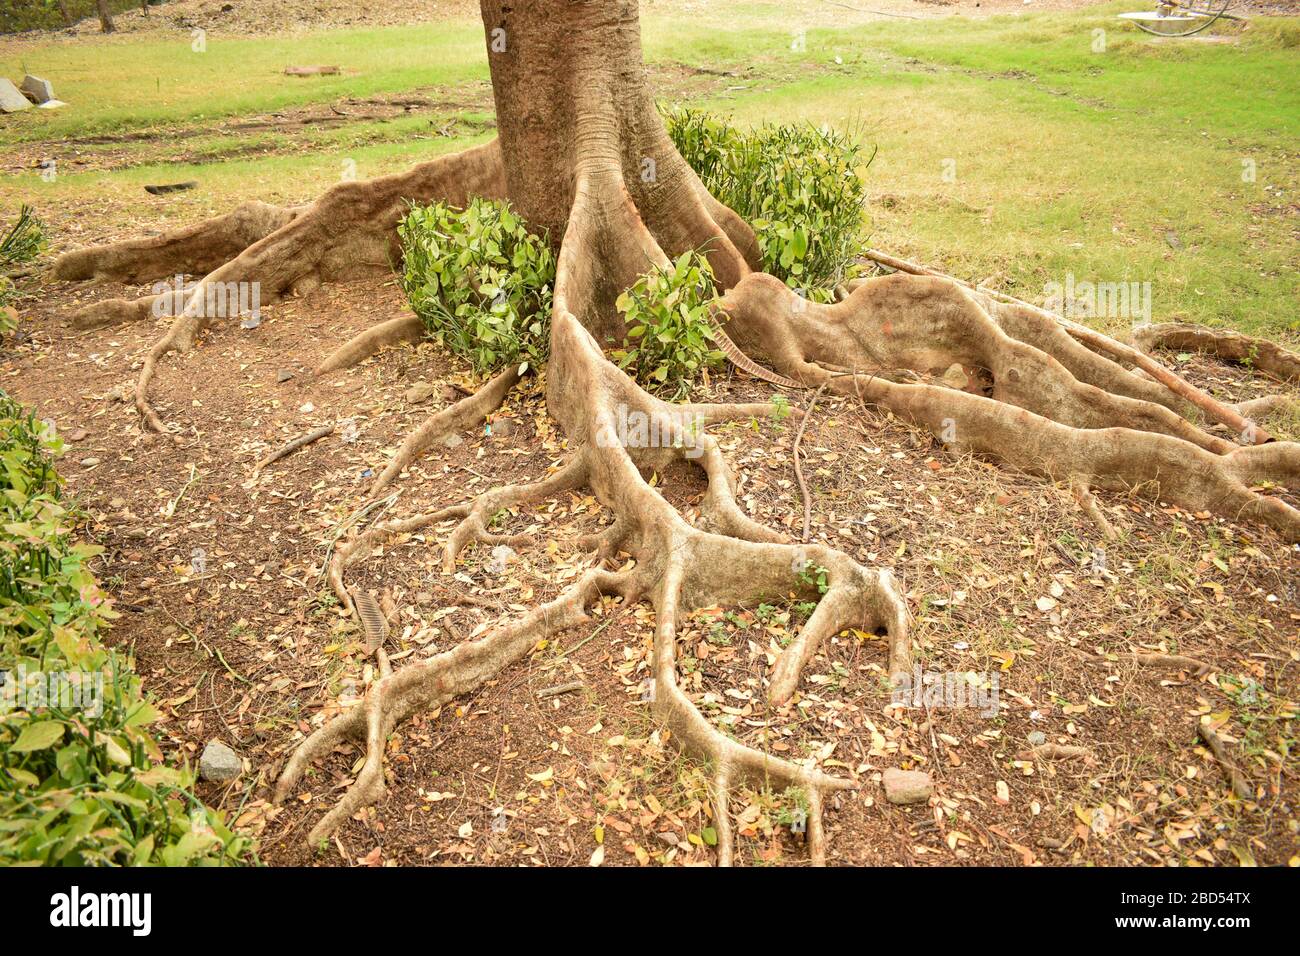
[
  {"x1": 371, "y1": 364, "x2": 523, "y2": 494},
  {"x1": 860, "y1": 249, "x2": 1274, "y2": 443},
  {"x1": 53, "y1": 143, "x2": 505, "y2": 434},
  {"x1": 266, "y1": 157, "x2": 915, "y2": 864},
  {"x1": 252, "y1": 423, "x2": 335, "y2": 476},
  {"x1": 792, "y1": 383, "x2": 827, "y2": 542},
  {"x1": 54, "y1": 200, "x2": 301, "y2": 285},
  {"x1": 1069, "y1": 477, "x2": 1117, "y2": 542},
  {"x1": 1134, "y1": 322, "x2": 1300, "y2": 384},
  {"x1": 315, "y1": 315, "x2": 425, "y2": 376},
  {"x1": 1197, "y1": 721, "x2": 1254, "y2": 800},
  {"x1": 1075, "y1": 648, "x2": 1212, "y2": 677},
  {"x1": 721, "y1": 273, "x2": 1300, "y2": 542}
]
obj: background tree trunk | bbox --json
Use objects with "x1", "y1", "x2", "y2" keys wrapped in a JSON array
[{"x1": 96, "y1": 0, "x2": 116, "y2": 33}]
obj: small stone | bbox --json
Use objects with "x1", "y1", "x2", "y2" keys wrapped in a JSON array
[
  {"x1": 882, "y1": 768, "x2": 932, "y2": 805},
  {"x1": 0, "y1": 79, "x2": 33, "y2": 113},
  {"x1": 107, "y1": 385, "x2": 129, "y2": 403},
  {"x1": 405, "y1": 382, "x2": 436, "y2": 404},
  {"x1": 655, "y1": 831, "x2": 679, "y2": 846},
  {"x1": 941, "y1": 362, "x2": 969, "y2": 390},
  {"x1": 490, "y1": 418, "x2": 514, "y2": 437},
  {"x1": 442, "y1": 433, "x2": 463, "y2": 449},
  {"x1": 79, "y1": 457, "x2": 101, "y2": 467},
  {"x1": 199, "y1": 740, "x2": 242, "y2": 782},
  {"x1": 20, "y1": 75, "x2": 54, "y2": 105},
  {"x1": 65, "y1": 428, "x2": 89, "y2": 442},
  {"x1": 1027, "y1": 730, "x2": 1048, "y2": 747},
  {"x1": 276, "y1": 368, "x2": 294, "y2": 383}
]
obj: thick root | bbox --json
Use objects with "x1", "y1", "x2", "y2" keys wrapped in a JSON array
[
  {"x1": 57, "y1": 142, "x2": 505, "y2": 433},
  {"x1": 721, "y1": 273, "x2": 1300, "y2": 542},
  {"x1": 54, "y1": 200, "x2": 301, "y2": 285},
  {"x1": 276, "y1": 161, "x2": 912, "y2": 864},
  {"x1": 275, "y1": 565, "x2": 637, "y2": 847},
  {"x1": 860, "y1": 248, "x2": 1270, "y2": 441},
  {"x1": 371, "y1": 364, "x2": 524, "y2": 494},
  {"x1": 315, "y1": 316, "x2": 425, "y2": 376},
  {"x1": 1134, "y1": 322, "x2": 1300, "y2": 384}
]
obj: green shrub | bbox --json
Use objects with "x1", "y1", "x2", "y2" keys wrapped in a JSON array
[
  {"x1": 0, "y1": 393, "x2": 252, "y2": 866},
  {"x1": 664, "y1": 106, "x2": 872, "y2": 298},
  {"x1": 1, "y1": 206, "x2": 45, "y2": 318},
  {"x1": 612, "y1": 251, "x2": 725, "y2": 400},
  {"x1": 398, "y1": 198, "x2": 555, "y2": 375}
]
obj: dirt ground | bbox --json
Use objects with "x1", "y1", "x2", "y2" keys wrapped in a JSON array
[{"x1": 3, "y1": 254, "x2": 1297, "y2": 866}]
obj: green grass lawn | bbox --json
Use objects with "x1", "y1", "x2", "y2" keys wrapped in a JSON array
[{"x1": 3, "y1": 3, "x2": 1297, "y2": 337}]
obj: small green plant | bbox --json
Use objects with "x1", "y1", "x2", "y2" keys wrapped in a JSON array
[
  {"x1": 613, "y1": 250, "x2": 725, "y2": 400},
  {"x1": 0, "y1": 206, "x2": 46, "y2": 320},
  {"x1": 664, "y1": 106, "x2": 872, "y2": 297},
  {"x1": 397, "y1": 198, "x2": 555, "y2": 375},
  {"x1": 796, "y1": 560, "x2": 831, "y2": 595},
  {"x1": 1, "y1": 206, "x2": 46, "y2": 273},
  {"x1": 774, "y1": 786, "x2": 809, "y2": 829}
]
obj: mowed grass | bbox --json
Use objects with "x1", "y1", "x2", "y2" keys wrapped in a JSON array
[{"x1": 2, "y1": 3, "x2": 1297, "y2": 337}]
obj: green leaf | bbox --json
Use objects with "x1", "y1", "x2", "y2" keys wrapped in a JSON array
[{"x1": 11, "y1": 720, "x2": 65, "y2": 753}]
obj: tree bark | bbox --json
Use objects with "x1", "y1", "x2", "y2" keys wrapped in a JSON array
[
  {"x1": 96, "y1": 0, "x2": 116, "y2": 33},
  {"x1": 480, "y1": 0, "x2": 753, "y2": 340}
]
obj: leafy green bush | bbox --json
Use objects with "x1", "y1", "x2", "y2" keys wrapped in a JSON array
[
  {"x1": 398, "y1": 198, "x2": 555, "y2": 375},
  {"x1": 612, "y1": 251, "x2": 725, "y2": 400},
  {"x1": 664, "y1": 106, "x2": 872, "y2": 298},
  {"x1": 0, "y1": 393, "x2": 252, "y2": 866}
]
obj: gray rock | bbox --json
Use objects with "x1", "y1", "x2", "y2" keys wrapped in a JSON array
[
  {"x1": 199, "y1": 740, "x2": 242, "y2": 782},
  {"x1": 490, "y1": 418, "x2": 514, "y2": 437},
  {"x1": 276, "y1": 368, "x2": 294, "y2": 383},
  {"x1": 405, "y1": 382, "x2": 436, "y2": 404},
  {"x1": 1027, "y1": 730, "x2": 1047, "y2": 747},
  {"x1": 441, "y1": 433, "x2": 464, "y2": 449},
  {"x1": 79, "y1": 457, "x2": 101, "y2": 467},
  {"x1": 941, "y1": 362, "x2": 969, "y2": 391},
  {"x1": 0, "y1": 79, "x2": 33, "y2": 113},
  {"x1": 882, "y1": 767, "x2": 933, "y2": 805},
  {"x1": 20, "y1": 75, "x2": 54, "y2": 105}
]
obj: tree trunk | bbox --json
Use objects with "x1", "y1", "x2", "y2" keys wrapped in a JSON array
[
  {"x1": 96, "y1": 0, "x2": 116, "y2": 33},
  {"x1": 480, "y1": 0, "x2": 754, "y2": 338}
]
